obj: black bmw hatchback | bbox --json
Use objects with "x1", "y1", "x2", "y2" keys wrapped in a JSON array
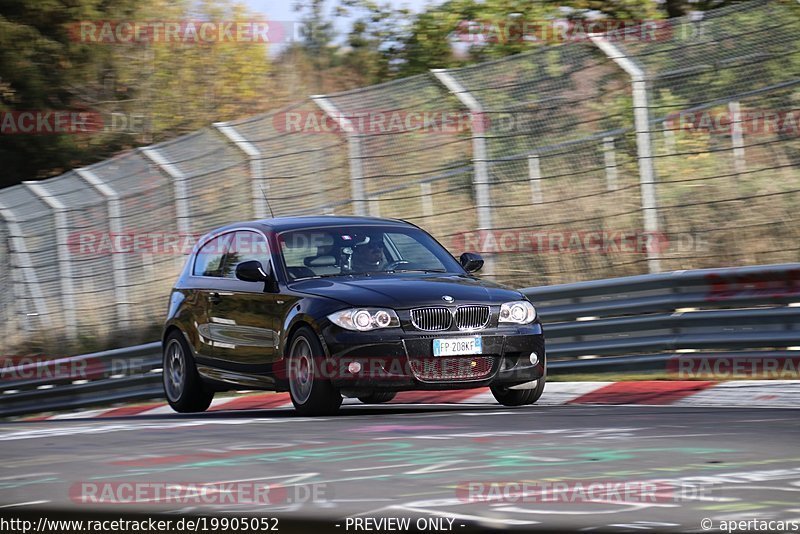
[{"x1": 162, "y1": 216, "x2": 546, "y2": 415}]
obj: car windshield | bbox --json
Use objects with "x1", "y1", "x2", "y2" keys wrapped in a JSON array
[{"x1": 278, "y1": 225, "x2": 464, "y2": 281}]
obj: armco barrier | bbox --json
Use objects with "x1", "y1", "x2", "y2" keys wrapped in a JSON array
[
  {"x1": 2, "y1": 263, "x2": 798, "y2": 417},
  {"x1": 0, "y1": 343, "x2": 162, "y2": 417},
  {"x1": 522, "y1": 262, "x2": 800, "y2": 374}
]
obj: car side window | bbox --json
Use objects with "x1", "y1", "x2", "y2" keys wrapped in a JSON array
[
  {"x1": 387, "y1": 232, "x2": 441, "y2": 266},
  {"x1": 280, "y1": 230, "x2": 338, "y2": 279},
  {"x1": 222, "y1": 230, "x2": 271, "y2": 279},
  {"x1": 192, "y1": 234, "x2": 232, "y2": 277}
]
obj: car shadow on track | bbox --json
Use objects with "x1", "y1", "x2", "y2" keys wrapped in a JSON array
[{"x1": 56, "y1": 403, "x2": 519, "y2": 422}]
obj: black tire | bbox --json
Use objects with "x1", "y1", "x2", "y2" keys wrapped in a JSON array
[
  {"x1": 163, "y1": 331, "x2": 214, "y2": 413},
  {"x1": 287, "y1": 326, "x2": 343, "y2": 416},
  {"x1": 357, "y1": 391, "x2": 397, "y2": 404},
  {"x1": 491, "y1": 377, "x2": 545, "y2": 407}
]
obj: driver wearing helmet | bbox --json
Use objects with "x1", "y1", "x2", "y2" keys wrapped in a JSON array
[{"x1": 351, "y1": 238, "x2": 385, "y2": 272}]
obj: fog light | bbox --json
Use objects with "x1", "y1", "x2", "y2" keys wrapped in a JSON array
[
  {"x1": 529, "y1": 352, "x2": 539, "y2": 366},
  {"x1": 348, "y1": 361, "x2": 362, "y2": 374}
]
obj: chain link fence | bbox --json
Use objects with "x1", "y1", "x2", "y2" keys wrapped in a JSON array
[
  {"x1": 0, "y1": 0, "x2": 797, "y2": 352},
  {"x1": 624, "y1": 1, "x2": 800, "y2": 272},
  {"x1": 438, "y1": 43, "x2": 644, "y2": 286}
]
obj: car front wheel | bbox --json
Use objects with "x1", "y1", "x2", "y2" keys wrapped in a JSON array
[
  {"x1": 288, "y1": 326, "x2": 342, "y2": 416},
  {"x1": 163, "y1": 331, "x2": 214, "y2": 413},
  {"x1": 491, "y1": 378, "x2": 545, "y2": 407}
]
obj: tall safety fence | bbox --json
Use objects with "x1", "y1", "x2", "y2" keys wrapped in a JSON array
[{"x1": 0, "y1": 0, "x2": 798, "y2": 351}]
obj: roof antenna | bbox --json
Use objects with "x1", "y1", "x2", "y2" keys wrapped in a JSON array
[{"x1": 260, "y1": 184, "x2": 275, "y2": 219}]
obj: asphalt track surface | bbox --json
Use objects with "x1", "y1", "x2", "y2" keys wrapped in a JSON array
[{"x1": 1, "y1": 403, "x2": 799, "y2": 532}]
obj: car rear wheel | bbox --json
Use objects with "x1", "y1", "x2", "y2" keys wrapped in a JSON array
[
  {"x1": 288, "y1": 326, "x2": 342, "y2": 416},
  {"x1": 357, "y1": 391, "x2": 397, "y2": 404},
  {"x1": 491, "y1": 378, "x2": 545, "y2": 407},
  {"x1": 163, "y1": 331, "x2": 214, "y2": 413}
]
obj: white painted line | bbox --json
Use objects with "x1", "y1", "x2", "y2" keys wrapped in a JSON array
[
  {"x1": 0, "y1": 472, "x2": 57, "y2": 481},
  {"x1": 537, "y1": 382, "x2": 614, "y2": 405},
  {"x1": 404, "y1": 461, "x2": 463, "y2": 475},
  {"x1": 135, "y1": 404, "x2": 174, "y2": 416},
  {"x1": 331, "y1": 498, "x2": 395, "y2": 503},
  {"x1": 344, "y1": 464, "x2": 415, "y2": 472},
  {"x1": 457, "y1": 391, "x2": 494, "y2": 404},
  {"x1": 675, "y1": 380, "x2": 800, "y2": 408},
  {"x1": 12, "y1": 380, "x2": 800, "y2": 421},
  {"x1": 210, "y1": 473, "x2": 319, "y2": 485},
  {"x1": 50, "y1": 409, "x2": 110, "y2": 420},
  {"x1": 209, "y1": 397, "x2": 237, "y2": 409},
  {"x1": 0, "y1": 500, "x2": 50, "y2": 508}
]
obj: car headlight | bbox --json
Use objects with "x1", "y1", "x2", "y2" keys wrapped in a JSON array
[
  {"x1": 327, "y1": 308, "x2": 400, "y2": 331},
  {"x1": 499, "y1": 301, "x2": 536, "y2": 324}
]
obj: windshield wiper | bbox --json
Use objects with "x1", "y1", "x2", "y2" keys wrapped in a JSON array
[
  {"x1": 293, "y1": 269, "x2": 448, "y2": 280},
  {"x1": 388, "y1": 269, "x2": 448, "y2": 273},
  {"x1": 292, "y1": 273, "x2": 347, "y2": 281}
]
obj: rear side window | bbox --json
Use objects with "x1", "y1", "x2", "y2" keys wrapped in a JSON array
[
  {"x1": 192, "y1": 234, "x2": 232, "y2": 277},
  {"x1": 222, "y1": 231, "x2": 271, "y2": 278}
]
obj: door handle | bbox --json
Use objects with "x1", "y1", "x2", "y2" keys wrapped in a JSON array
[{"x1": 208, "y1": 292, "x2": 222, "y2": 304}]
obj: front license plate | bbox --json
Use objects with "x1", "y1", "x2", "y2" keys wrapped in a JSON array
[{"x1": 432, "y1": 337, "x2": 482, "y2": 357}]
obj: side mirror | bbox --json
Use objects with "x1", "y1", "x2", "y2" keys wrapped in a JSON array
[
  {"x1": 459, "y1": 252, "x2": 484, "y2": 273},
  {"x1": 236, "y1": 260, "x2": 279, "y2": 292},
  {"x1": 235, "y1": 260, "x2": 269, "y2": 282}
]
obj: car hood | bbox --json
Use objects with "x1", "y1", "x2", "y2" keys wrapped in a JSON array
[{"x1": 288, "y1": 273, "x2": 525, "y2": 308}]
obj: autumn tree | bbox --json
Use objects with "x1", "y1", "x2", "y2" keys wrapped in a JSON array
[{"x1": 0, "y1": 0, "x2": 272, "y2": 186}]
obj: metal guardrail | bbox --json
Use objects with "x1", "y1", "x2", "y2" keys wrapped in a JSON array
[
  {"x1": 1, "y1": 343, "x2": 162, "y2": 417},
  {"x1": 522, "y1": 262, "x2": 800, "y2": 373},
  {"x1": 2, "y1": 263, "x2": 798, "y2": 417}
]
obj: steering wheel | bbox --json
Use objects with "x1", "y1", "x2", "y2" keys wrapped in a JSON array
[{"x1": 385, "y1": 260, "x2": 411, "y2": 271}]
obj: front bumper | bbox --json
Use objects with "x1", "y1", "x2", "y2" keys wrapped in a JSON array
[{"x1": 321, "y1": 323, "x2": 546, "y2": 391}]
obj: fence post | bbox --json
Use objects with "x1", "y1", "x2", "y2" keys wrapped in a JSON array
[
  {"x1": 75, "y1": 168, "x2": 131, "y2": 330},
  {"x1": 140, "y1": 147, "x2": 192, "y2": 235},
  {"x1": 368, "y1": 197, "x2": 381, "y2": 217},
  {"x1": 0, "y1": 202, "x2": 48, "y2": 337},
  {"x1": 311, "y1": 96, "x2": 367, "y2": 216},
  {"x1": 603, "y1": 137, "x2": 619, "y2": 191},
  {"x1": 662, "y1": 122, "x2": 676, "y2": 155},
  {"x1": 213, "y1": 122, "x2": 268, "y2": 219},
  {"x1": 420, "y1": 182, "x2": 434, "y2": 219},
  {"x1": 527, "y1": 154, "x2": 543, "y2": 204},
  {"x1": 23, "y1": 182, "x2": 79, "y2": 339},
  {"x1": 590, "y1": 35, "x2": 661, "y2": 273},
  {"x1": 431, "y1": 69, "x2": 495, "y2": 275},
  {"x1": 728, "y1": 100, "x2": 747, "y2": 177}
]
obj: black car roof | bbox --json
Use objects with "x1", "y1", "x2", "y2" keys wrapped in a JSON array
[{"x1": 211, "y1": 215, "x2": 415, "y2": 234}]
